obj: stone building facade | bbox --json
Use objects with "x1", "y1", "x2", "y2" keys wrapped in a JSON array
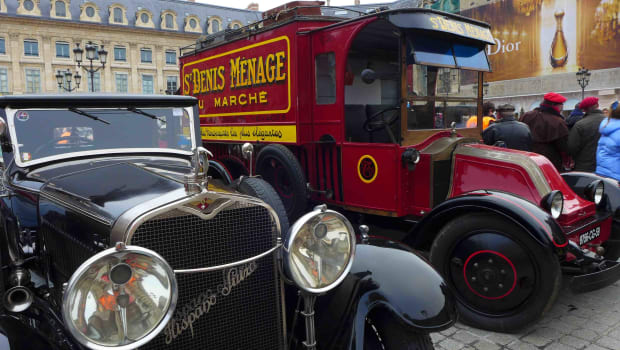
[{"x1": 0, "y1": 0, "x2": 261, "y2": 95}]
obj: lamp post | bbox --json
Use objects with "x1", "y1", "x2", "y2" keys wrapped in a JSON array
[
  {"x1": 73, "y1": 41, "x2": 107, "y2": 92},
  {"x1": 576, "y1": 67, "x2": 591, "y2": 100},
  {"x1": 55, "y1": 69, "x2": 81, "y2": 92}
]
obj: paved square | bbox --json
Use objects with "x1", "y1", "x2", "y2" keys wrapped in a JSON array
[{"x1": 434, "y1": 277, "x2": 620, "y2": 349}]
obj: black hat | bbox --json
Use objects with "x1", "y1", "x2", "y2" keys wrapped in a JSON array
[{"x1": 496, "y1": 104, "x2": 516, "y2": 112}]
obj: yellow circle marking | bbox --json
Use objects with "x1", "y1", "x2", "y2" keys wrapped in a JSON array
[{"x1": 357, "y1": 155, "x2": 378, "y2": 184}]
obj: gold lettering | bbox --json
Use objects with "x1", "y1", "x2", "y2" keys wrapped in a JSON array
[
  {"x1": 430, "y1": 17, "x2": 439, "y2": 29},
  {"x1": 200, "y1": 70, "x2": 207, "y2": 93},
  {"x1": 256, "y1": 56, "x2": 266, "y2": 84},
  {"x1": 214, "y1": 97, "x2": 221, "y2": 107},
  {"x1": 259, "y1": 91, "x2": 267, "y2": 104},
  {"x1": 183, "y1": 74, "x2": 190, "y2": 95},
  {"x1": 217, "y1": 66, "x2": 225, "y2": 91},
  {"x1": 239, "y1": 93, "x2": 247, "y2": 105},
  {"x1": 229, "y1": 95, "x2": 237, "y2": 106},
  {"x1": 275, "y1": 51, "x2": 286, "y2": 82},
  {"x1": 239, "y1": 59, "x2": 247, "y2": 87},
  {"x1": 192, "y1": 69, "x2": 200, "y2": 94},
  {"x1": 221, "y1": 96, "x2": 228, "y2": 107},
  {"x1": 230, "y1": 57, "x2": 240, "y2": 88},
  {"x1": 266, "y1": 54, "x2": 275, "y2": 83},
  {"x1": 249, "y1": 92, "x2": 258, "y2": 104},
  {"x1": 247, "y1": 57, "x2": 256, "y2": 86}
]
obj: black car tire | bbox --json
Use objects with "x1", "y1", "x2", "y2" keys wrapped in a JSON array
[
  {"x1": 430, "y1": 213, "x2": 561, "y2": 333},
  {"x1": 237, "y1": 177, "x2": 290, "y2": 234},
  {"x1": 365, "y1": 314, "x2": 434, "y2": 350},
  {"x1": 219, "y1": 156, "x2": 249, "y2": 179},
  {"x1": 256, "y1": 144, "x2": 307, "y2": 221}
]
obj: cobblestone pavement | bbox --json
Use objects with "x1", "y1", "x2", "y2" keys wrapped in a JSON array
[{"x1": 433, "y1": 277, "x2": 620, "y2": 350}]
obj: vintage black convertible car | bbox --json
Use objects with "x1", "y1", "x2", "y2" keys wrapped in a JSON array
[{"x1": 0, "y1": 94, "x2": 455, "y2": 350}]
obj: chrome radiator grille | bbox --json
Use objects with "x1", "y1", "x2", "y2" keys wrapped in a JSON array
[{"x1": 131, "y1": 202, "x2": 285, "y2": 350}]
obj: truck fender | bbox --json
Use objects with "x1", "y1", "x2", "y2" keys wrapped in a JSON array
[
  {"x1": 313, "y1": 238, "x2": 456, "y2": 350},
  {"x1": 562, "y1": 172, "x2": 620, "y2": 218},
  {"x1": 405, "y1": 190, "x2": 568, "y2": 254}
]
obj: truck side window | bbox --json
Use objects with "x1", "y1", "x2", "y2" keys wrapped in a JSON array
[{"x1": 315, "y1": 52, "x2": 336, "y2": 104}]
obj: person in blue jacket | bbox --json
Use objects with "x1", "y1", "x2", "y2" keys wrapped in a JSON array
[{"x1": 596, "y1": 101, "x2": 620, "y2": 182}]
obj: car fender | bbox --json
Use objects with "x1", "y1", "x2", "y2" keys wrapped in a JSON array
[
  {"x1": 405, "y1": 190, "x2": 568, "y2": 255},
  {"x1": 312, "y1": 238, "x2": 456, "y2": 350}
]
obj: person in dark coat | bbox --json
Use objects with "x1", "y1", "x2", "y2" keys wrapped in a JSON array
[
  {"x1": 521, "y1": 92, "x2": 569, "y2": 171},
  {"x1": 568, "y1": 97, "x2": 606, "y2": 172},
  {"x1": 482, "y1": 104, "x2": 532, "y2": 151},
  {"x1": 566, "y1": 103, "x2": 584, "y2": 129}
]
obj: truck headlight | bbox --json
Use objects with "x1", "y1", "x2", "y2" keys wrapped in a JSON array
[
  {"x1": 541, "y1": 190, "x2": 564, "y2": 219},
  {"x1": 63, "y1": 243, "x2": 177, "y2": 350},
  {"x1": 284, "y1": 207, "x2": 355, "y2": 294},
  {"x1": 585, "y1": 180, "x2": 604, "y2": 205}
]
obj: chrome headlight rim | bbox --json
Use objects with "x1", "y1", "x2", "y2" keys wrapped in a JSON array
[
  {"x1": 585, "y1": 180, "x2": 605, "y2": 205},
  {"x1": 283, "y1": 208, "x2": 356, "y2": 295},
  {"x1": 62, "y1": 244, "x2": 177, "y2": 350},
  {"x1": 541, "y1": 190, "x2": 564, "y2": 219}
]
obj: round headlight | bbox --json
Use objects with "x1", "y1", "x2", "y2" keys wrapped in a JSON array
[
  {"x1": 63, "y1": 244, "x2": 177, "y2": 350},
  {"x1": 541, "y1": 190, "x2": 564, "y2": 219},
  {"x1": 585, "y1": 180, "x2": 604, "y2": 205},
  {"x1": 284, "y1": 208, "x2": 355, "y2": 294}
]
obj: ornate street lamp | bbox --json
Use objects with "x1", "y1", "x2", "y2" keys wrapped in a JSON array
[
  {"x1": 73, "y1": 41, "x2": 107, "y2": 92},
  {"x1": 55, "y1": 69, "x2": 81, "y2": 92},
  {"x1": 576, "y1": 67, "x2": 591, "y2": 100}
]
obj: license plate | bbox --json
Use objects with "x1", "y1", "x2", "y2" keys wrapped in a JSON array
[{"x1": 579, "y1": 226, "x2": 601, "y2": 246}]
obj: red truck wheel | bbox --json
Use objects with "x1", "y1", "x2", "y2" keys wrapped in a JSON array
[
  {"x1": 256, "y1": 144, "x2": 307, "y2": 221},
  {"x1": 429, "y1": 213, "x2": 561, "y2": 332}
]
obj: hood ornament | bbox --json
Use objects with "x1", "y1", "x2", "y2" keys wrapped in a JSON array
[{"x1": 185, "y1": 147, "x2": 213, "y2": 194}]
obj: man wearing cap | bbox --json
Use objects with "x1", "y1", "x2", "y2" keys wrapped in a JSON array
[
  {"x1": 568, "y1": 97, "x2": 606, "y2": 172},
  {"x1": 521, "y1": 92, "x2": 569, "y2": 171},
  {"x1": 482, "y1": 104, "x2": 532, "y2": 151}
]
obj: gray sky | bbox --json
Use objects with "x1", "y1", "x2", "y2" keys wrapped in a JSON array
[{"x1": 196, "y1": 0, "x2": 394, "y2": 11}]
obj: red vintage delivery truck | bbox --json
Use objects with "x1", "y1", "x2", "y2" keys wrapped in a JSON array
[{"x1": 180, "y1": 2, "x2": 620, "y2": 332}]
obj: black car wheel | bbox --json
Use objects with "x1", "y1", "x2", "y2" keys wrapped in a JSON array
[
  {"x1": 256, "y1": 144, "x2": 307, "y2": 222},
  {"x1": 365, "y1": 314, "x2": 434, "y2": 350},
  {"x1": 430, "y1": 213, "x2": 561, "y2": 332},
  {"x1": 236, "y1": 177, "x2": 290, "y2": 234}
]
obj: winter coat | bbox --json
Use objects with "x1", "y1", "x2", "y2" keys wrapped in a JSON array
[
  {"x1": 566, "y1": 108, "x2": 584, "y2": 129},
  {"x1": 596, "y1": 118, "x2": 620, "y2": 181},
  {"x1": 567, "y1": 110, "x2": 606, "y2": 172},
  {"x1": 521, "y1": 105, "x2": 569, "y2": 171},
  {"x1": 482, "y1": 115, "x2": 532, "y2": 151}
]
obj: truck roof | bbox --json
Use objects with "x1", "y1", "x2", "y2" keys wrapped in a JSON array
[
  {"x1": 0, "y1": 94, "x2": 197, "y2": 109},
  {"x1": 180, "y1": 6, "x2": 493, "y2": 58}
]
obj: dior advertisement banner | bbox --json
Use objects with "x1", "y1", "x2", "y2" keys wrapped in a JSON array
[{"x1": 460, "y1": 0, "x2": 620, "y2": 82}]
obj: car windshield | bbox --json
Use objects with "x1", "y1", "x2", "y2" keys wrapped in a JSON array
[{"x1": 10, "y1": 107, "x2": 194, "y2": 165}]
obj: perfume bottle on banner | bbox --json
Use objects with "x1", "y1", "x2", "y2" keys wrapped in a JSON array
[{"x1": 550, "y1": 9, "x2": 568, "y2": 68}]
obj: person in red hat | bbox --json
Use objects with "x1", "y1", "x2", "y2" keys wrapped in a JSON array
[
  {"x1": 568, "y1": 96, "x2": 606, "y2": 172},
  {"x1": 521, "y1": 92, "x2": 569, "y2": 171}
]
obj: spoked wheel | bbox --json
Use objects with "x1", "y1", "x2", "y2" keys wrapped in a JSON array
[
  {"x1": 430, "y1": 213, "x2": 561, "y2": 333},
  {"x1": 256, "y1": 144, "x2": 307, "y2": 222},
  {"x1": 364, "y1": 314, "x2": 434, "y2": 350}
]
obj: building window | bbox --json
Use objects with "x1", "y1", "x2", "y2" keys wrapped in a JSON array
[
  {"x1": 56, "y1": 42, "x2": 70, "y2": 58},
  {"x1": 189, "y1": 18, "x2": 197, "y2": 29},
  {"x1": 115, "y1": 72, "x2": 128, "y2": 93},
  {"x1": 55, "y1": 0, "x2": 66, "y2": 17},
  {"x1": 232, "y1": 23, "x2": 241, "y2": 29},
  {"x1": 211, "y1": 19, "x2": 221, "y2": 32},
  {"x1": 113, "y1": 7, "x2": 122, "y2": 23},
  {"x1": 23, "y1": 0, "x2": 34, "y2": 11},
  {"x1": 142, "y1": 75, "x2": 153, "y2": 94},
  {"x1": 0, "y1": 68, "x2": 8, "y2": 93},
  {"x1": 140, "y1": 48, "x2": 152, "y2": 63},
  {"x1": 87, "y1": 71, "x2": 101, "y2": 92},
  {"x1": 166, "y1": 76, "x2": 177, "y2": 94},
  {"x1": 0, "y1": 38, "x2": 5, "y2": 54},
  {"x1": 114, "y1": 46, "x2": 126, "y2": 61},
  {"x1": 141, "y1": 13, "x2": 149, "y2": 23},
  {"x1": 24, "y1": 40, "x2": 39, "y2": 56},
  {"x1": 165, "y1": 14, "x2": 173, "y2": 28},
  {"x1": 165, "y1": 51, "x2": 175, "y2": 65},
  {"x1": 85, "y1": 6, "x2": 95, "y2": 17},
  {"x1": 25, "y1": 68, "x2": 41, "y2": 93}
]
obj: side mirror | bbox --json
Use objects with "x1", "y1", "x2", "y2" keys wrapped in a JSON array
[{"x1": 360, "y1": 69, "x2": 376, "y2": 84}]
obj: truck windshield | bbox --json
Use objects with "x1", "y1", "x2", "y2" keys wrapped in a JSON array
[{"x1": 10, "y1": 107, "x2": 194, "y2": 165}]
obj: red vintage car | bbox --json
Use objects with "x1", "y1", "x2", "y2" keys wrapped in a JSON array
[{"x1": 180, "y1": 2, "x2": 620, "y2": 332}]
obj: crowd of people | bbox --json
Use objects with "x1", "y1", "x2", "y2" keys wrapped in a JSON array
[{"x1": 480, "y1": 93, "x2": 620, "y2": 181}]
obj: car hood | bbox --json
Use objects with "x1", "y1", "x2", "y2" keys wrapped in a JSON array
[{"x1": 37, "y1": 161, "x2": 188, "y2": 225}]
